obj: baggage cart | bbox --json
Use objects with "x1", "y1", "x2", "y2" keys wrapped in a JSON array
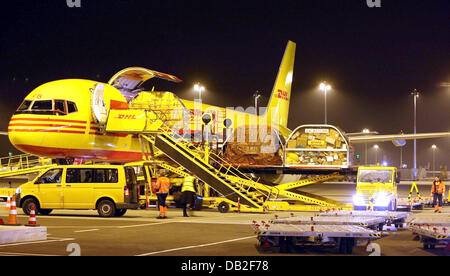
[
  {"x1": 316, "y1": 210, "x2": 412, "y2": 229},
  {"x1": 406, "y1": 216, "x2": 450, "y2": 227},
  {"x1": 252, "y1": 222, "x2": 381, "y2": 254},
  {"x1": 410, "y1": 225, "x2": 450, "y2": 250},
  {"x1": 397, "y1": 197, "x2": 423, "y2": 211},
  {"x1": 269, "y1": 215, "x2": 386, "y2": 230}
]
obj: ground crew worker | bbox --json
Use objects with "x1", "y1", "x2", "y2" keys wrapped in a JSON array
[
  {"x1": 155, "y1": 173, "x2": 171, "y2": 219},
  {"x1": 431, "y1": 176, "x2": 445, "y2": 213},
  {"x1": 181, "y1": 175, "x2": 197, "y2": 217}
]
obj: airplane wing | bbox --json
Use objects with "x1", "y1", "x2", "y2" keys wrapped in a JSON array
[
  {"x1": 345, "y1": 131, "x2": 379, "y2": 137},
  {"x1": 348, "y1": 132, "x2": 450, "y2": 145}
]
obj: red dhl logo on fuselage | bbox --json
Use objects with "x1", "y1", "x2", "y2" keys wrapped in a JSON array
[
  {"x1": 276, "y1": 89, "x2": 289, "y2": 101},
  {"x1": 116, "y1": 114, "x2": 137, "y2": 119}
]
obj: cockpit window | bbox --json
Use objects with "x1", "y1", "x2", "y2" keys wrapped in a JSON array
[
  {"x1": 54, "y1": 100, "x2": 66, "y2": 114},
  {"x1": 17, "y1": 100, "x2": 32, "y2": 111},
  {"x1": 14, "y1": 99, "x2": 78, "y2": 115},
  {"x1": 31, "y1": 100, "x2": 52, "y2": 110},
  {"x1": 67, "y1": 101, "x2": 78, "y2": 113}
]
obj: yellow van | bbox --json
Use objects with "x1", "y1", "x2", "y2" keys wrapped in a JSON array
[{"x1": 16, "y1": 165, "x2": 139, "y2": 217}]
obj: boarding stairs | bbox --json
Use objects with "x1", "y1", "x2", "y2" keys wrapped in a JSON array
[
  {"x1": 143, "y1": 132, "x2": 350, "y2": 211},
  {"x1": 146, "y1": 133, "x2": 266, "y2": 210},
  {"x1": 0, "y1": 154, "x2": 55, "y2": 179}
]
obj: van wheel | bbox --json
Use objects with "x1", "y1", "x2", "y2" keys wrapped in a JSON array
[
  {"x1": 115, "y1": 209, "x2": 127, "y2": 217},
  {"x1": 97, "y1": 200, "x2": 116, "y2": 217},
  {"x1": 22, "y1": 198, "x2": 39, "y2": 216}
]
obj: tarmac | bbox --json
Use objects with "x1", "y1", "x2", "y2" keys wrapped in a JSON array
[{"x1": 0, "y1": 182, "x2": 448, "y2": 256}]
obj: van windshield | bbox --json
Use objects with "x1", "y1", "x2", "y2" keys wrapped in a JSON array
[{"x1": 36, "y1": 169, "x2": 63, "y2": 184}]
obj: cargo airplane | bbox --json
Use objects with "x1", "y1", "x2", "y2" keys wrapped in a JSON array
[{"x1": 5, "y1": 41, "x2": 450, "y2": 171}]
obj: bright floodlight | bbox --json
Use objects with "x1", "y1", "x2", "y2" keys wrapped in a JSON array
[
  {"x1": 319, "y1": 82, "x2": 331, "y2": 92},
  {"x1": 362, "y1": 128, "x2": 370, "y2": 134},
  {"x1": 373, "y1": 144, "x2": 379, "y2": 149},
  {"x1": 432, "y1": 144, "x2": 437, "y2": 149},
  {"x1": 194, "y1": 83, "x2": 205, "y2": 101},
  {"x1": 194, "y1": 83, "x2": 205, "y2": 92}
]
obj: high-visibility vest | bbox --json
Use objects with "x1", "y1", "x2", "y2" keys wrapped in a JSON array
[
  {"x1": 182, "y1": 176, "x2": 196, "y2": 193},
  {"x1": 156, "y1": 177, "x2": 171, "y2": 194},
  {"x1": 431, "y1": 181, "x2": 445, "y2": 194}
]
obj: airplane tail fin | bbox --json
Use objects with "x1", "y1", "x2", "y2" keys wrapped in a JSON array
[{"x1": 263, "y1": 41, "x2": 296, "y2": 128}]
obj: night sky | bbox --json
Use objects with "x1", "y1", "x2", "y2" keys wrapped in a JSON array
[{"x1": 0, "y1": 0, "x2": 449, "y2": 169}]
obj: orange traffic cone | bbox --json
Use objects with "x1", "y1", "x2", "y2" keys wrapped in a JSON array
[
  {"x1": 5, "y1": 194, "x2": 11, "y2": 211},
  {"x1": 26, "y1": 205, "x2": 39, "y2": 227},
  {"x1": 6, "y1": 195, "x2": 21, "y2": 226}
]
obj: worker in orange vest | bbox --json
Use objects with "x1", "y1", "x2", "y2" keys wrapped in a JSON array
[
  {"x1": 431, "y1": 176, "x2": 445, "y2": 213},
  {"x1": 154, "y1": 172, "x2": 171, "y2": 219}
]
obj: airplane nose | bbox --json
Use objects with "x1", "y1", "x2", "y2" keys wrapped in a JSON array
[
  {"x1": 8, "y1": 116, "x2": 46, "y2": 155},
  {"x1": 8, "y1": 122, "x2": 28, "y2": 152}
]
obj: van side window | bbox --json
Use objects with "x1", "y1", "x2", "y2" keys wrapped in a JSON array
[
  {"x1": 66, "y1": 168, "x2": 81, "y2": 183},
  {"x1": 94, "y1": 169, "x2": 119, "y2": 183},
  {"x1": 66, "y1": 168, "x2": 94, "y2": 183},
  {"x1": 95, "y1": 169, "x2": 105, "y2": 183},
  {"x1": 36, "y1": 169, "x2": 63, "y2": 184}
]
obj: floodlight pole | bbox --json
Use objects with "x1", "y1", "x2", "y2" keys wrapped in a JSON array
[{"x1": 411, "y1": 89, "x2": 419, "y2": 180}]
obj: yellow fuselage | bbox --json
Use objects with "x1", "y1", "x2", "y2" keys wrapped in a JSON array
[{"x1": 8, "y1": 79, "x2": 269, "y2": 163}]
